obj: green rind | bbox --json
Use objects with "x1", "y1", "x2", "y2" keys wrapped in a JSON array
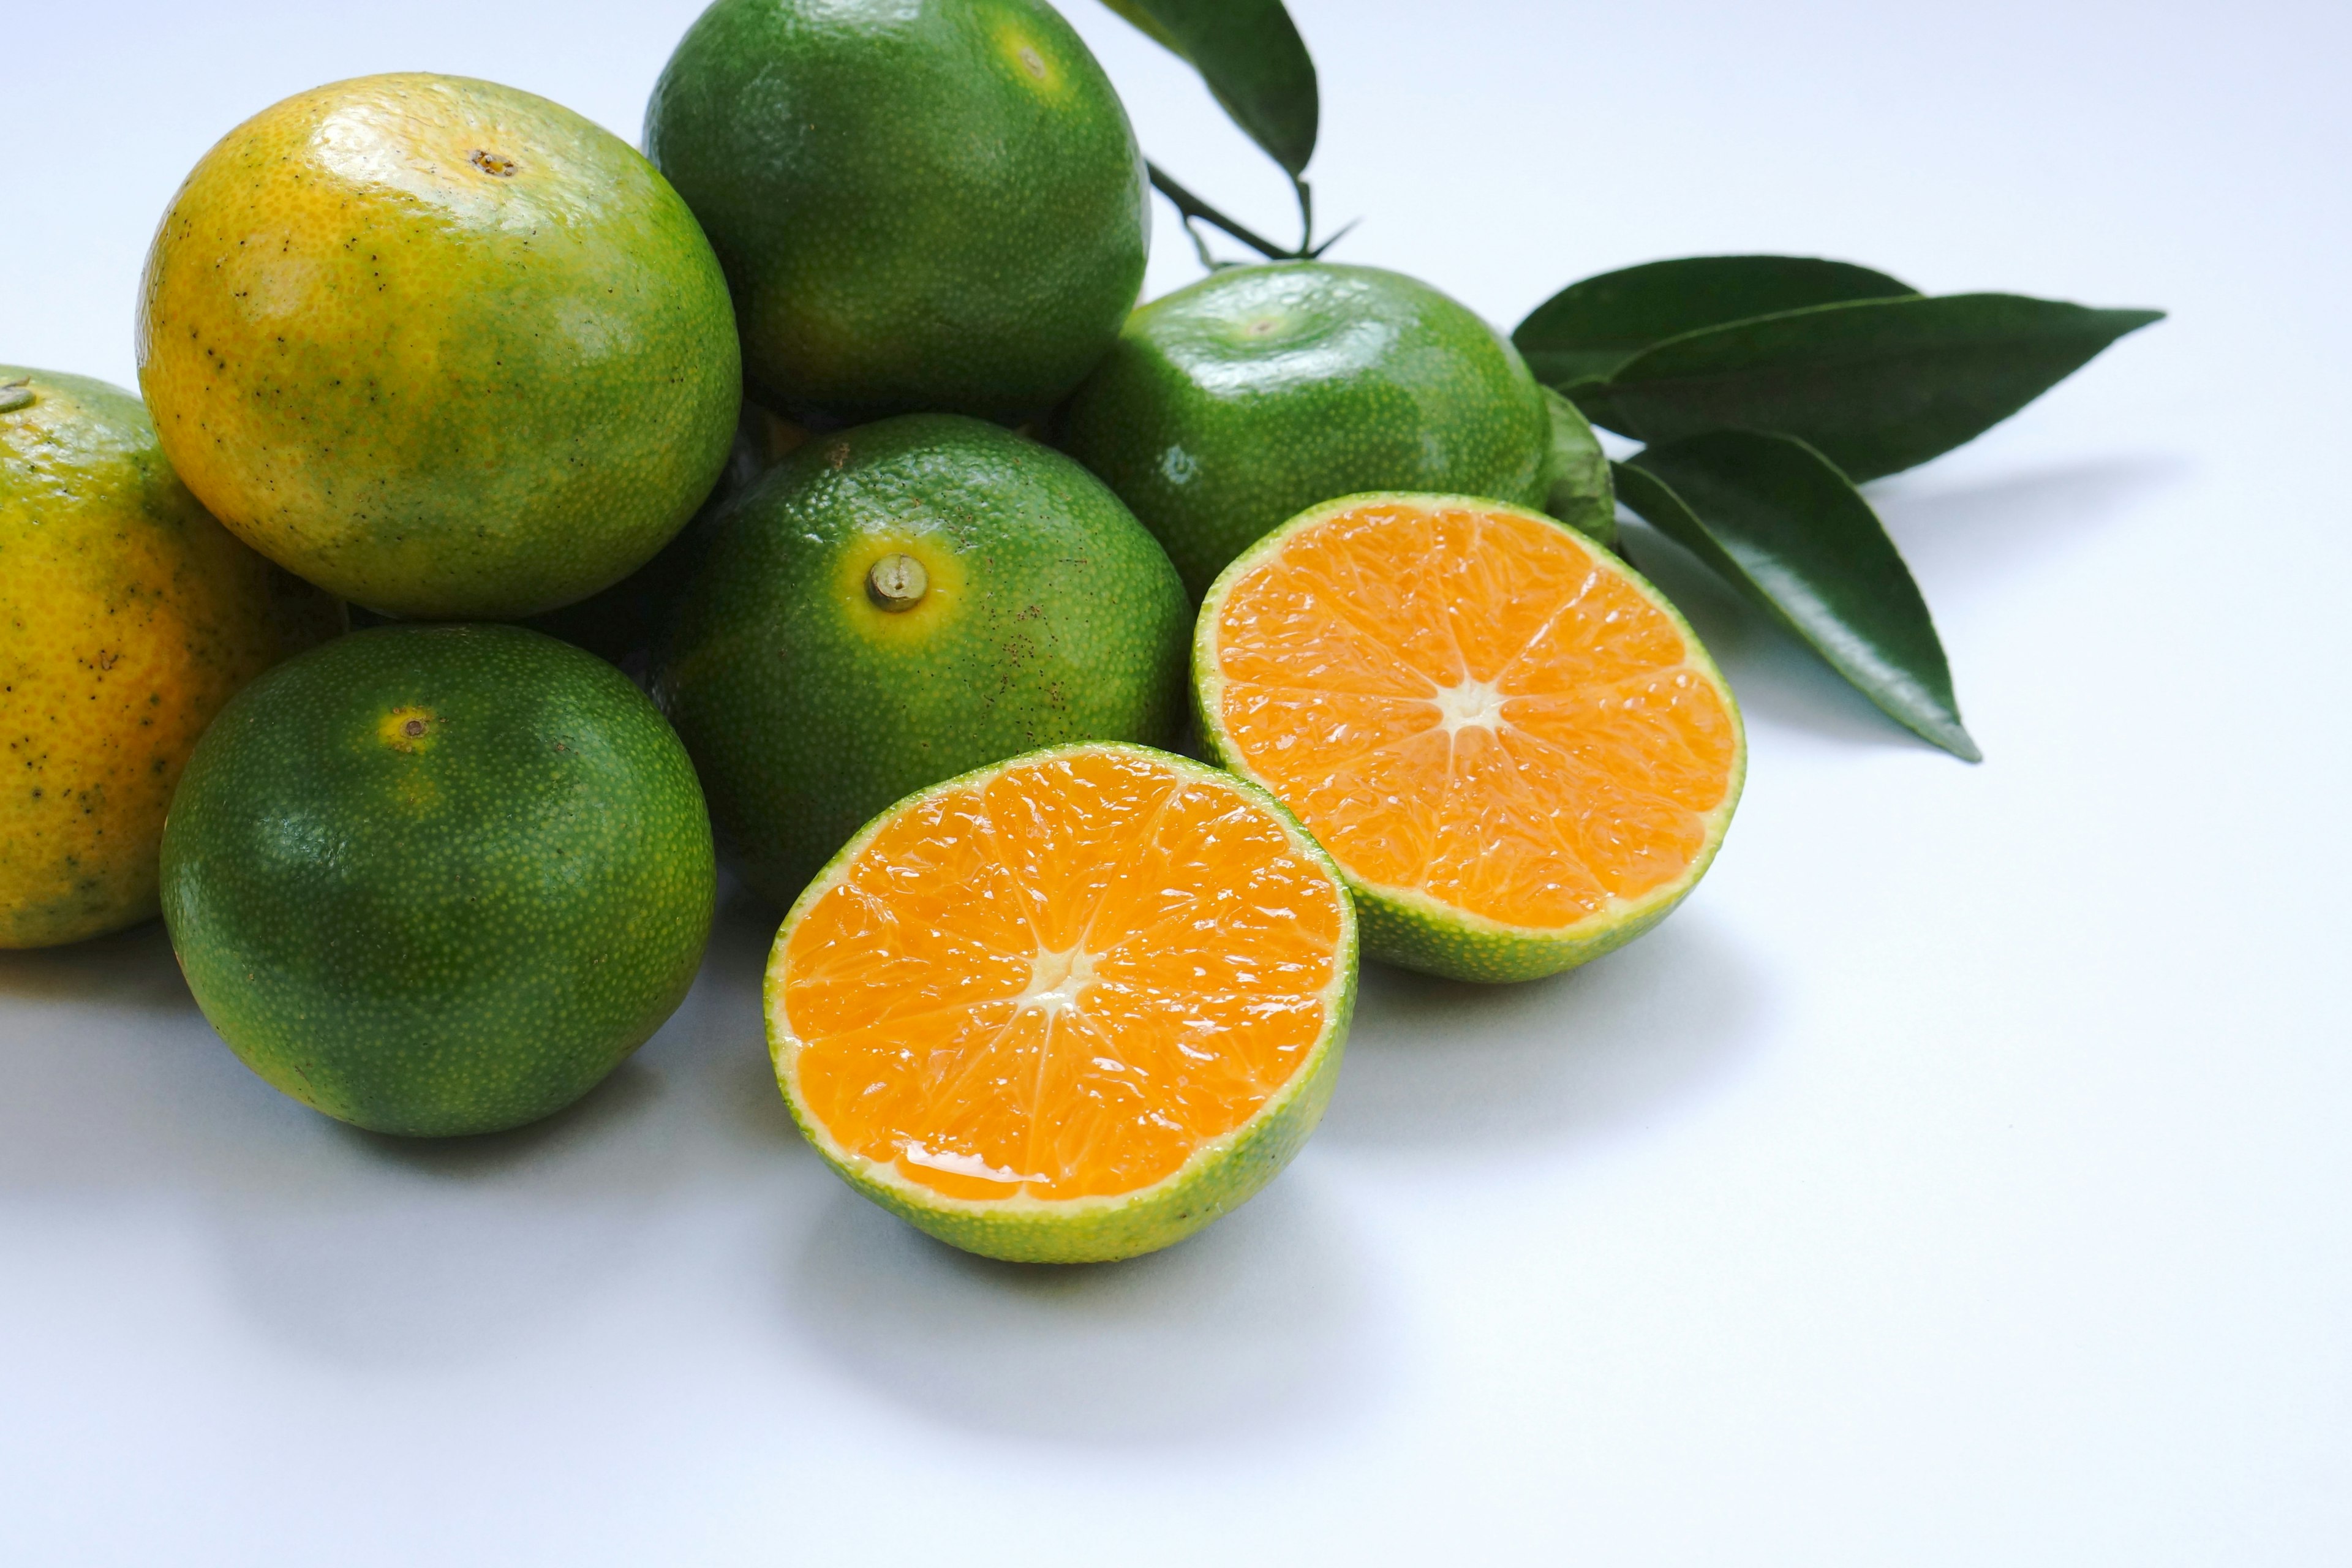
[
  {"x1": 763, "y1": 741, "x2": 1358, "y2": 1264},
  {"x1": 656, "y1": 413, "x2": 1190, "y2": 909},
  {"x1": 646, "y1": 0, "x2": 1148, "y2": 420},
  {"x1": 522, "y1": 402, "x2": 801, "y2": 668},
  {"x1": 1059, "y1": 261, "x2": 1553, "y2": 599},
  {"x1": 1193, "y1": 492, "x2": 1746, "y2": 985},
  {"x1": 160, "y1": 624, "x2": 717, "y2": 1136}
]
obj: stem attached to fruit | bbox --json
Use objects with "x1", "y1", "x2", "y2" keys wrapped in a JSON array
[
  {"x1": 1146, "y1": 164, "x2": 1355, "y2": 270},
  {"x1": 1145, "y1": 162, "x2": 1298, "y2": 264},
  {"x1": 867, "y1": 554, "x2": 928, "y2": 612}
]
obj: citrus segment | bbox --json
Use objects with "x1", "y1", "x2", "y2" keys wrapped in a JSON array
[
  {"x1": 767, "y1": 743, "x2": 1355, "y2": 1262},
  {"x1": 1197, "y1": 495, "x2": 1743, "y2": 982}
]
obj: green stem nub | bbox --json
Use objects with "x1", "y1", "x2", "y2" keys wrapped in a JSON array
[
  {"x1": 866, "y1": 553, "x2": 928, "y2": 612},
  {"x1": 0, "y1": 378, "x2": 34, "y2": 414}
]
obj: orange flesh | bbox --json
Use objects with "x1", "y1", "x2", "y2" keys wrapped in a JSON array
[
  {"x1": 782, "y1": 750, "x2": 1346, "y2": 1204},
  {"x1": 1213, "y1": 500, "x2": 1738, "y2": 930}
]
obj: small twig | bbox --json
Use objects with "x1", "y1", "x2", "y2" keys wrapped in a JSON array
[
  {"x1": 1177, "y1": 214, "x2": 1224, "y2": 271},
  {"x1": 1147, "y1": 162, "x2": 1298, "y2": 262},
  {"x1": 1306, "y1": 219, "x2": 1360, "y2": 260}
]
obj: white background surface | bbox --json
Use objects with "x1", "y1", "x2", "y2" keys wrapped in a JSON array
[{"x1": 4, "y1": 1, "x2": 2348, "y2": 1562}]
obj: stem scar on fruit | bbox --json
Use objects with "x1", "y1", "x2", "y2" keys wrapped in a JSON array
[
  {"x1": 379, "y1": 706, "x2": 438, "y2": 752},
  {"x1": 990, "y1": 23, "x2": 1061, "y2": 94},
  {"x1": 0, "y1": 377, "x2": 34, "y2": 414},
  {"x1": 866, "y1": 554, "x2": 928, "y2": 612},
  {"x1": 468, "y1": 149, "x2": 518, "y2": 178}
]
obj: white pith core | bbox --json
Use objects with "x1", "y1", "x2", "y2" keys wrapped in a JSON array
[
  {"x1": 1429, "y1": 677, "x2": 1509, "y2": 737},
  {"x1": 1019, "y1": 944, "x2": 1095, "y2": 1017}
]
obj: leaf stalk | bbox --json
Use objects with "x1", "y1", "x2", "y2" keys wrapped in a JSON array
[{"x1": 1146, "y1": 161, "x2": 1300, "y2": 263}]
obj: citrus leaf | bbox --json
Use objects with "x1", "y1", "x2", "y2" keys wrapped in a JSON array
[
  {"x1": 1616, "y1": 431, "x2": 1979, "y2": 761},
  {"x1": 1514, "y1": 255, "x2": 1915, "y2": 390},
  {"x1": 1579, "y1": 294, "x2": 2164, "y2": 482},
  {"x1": 1101, "y1": 0, "x2": 1318, "y2": 177},
  {"x1": 1539, "y1": 387, "x2": 1617, "y2": 550}
]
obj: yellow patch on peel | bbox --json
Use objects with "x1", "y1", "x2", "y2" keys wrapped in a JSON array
[
  {"x1": 832, "y1": 535, "x2": 966, "y2": 649},
  {"x1": 377, "y1": 706, "x2": 439, "y2": 753},
  {"x1": 993, "y1": 24, "x2": 1068, "y2": 97}
]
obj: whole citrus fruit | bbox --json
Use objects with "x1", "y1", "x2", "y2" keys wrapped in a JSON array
[
  {"x1": 645, "y1": 0, "x2": 1148, "y2": 420},
  {"x1": 1196, "y1": 494, "x2": 1744, "y2": 982},
  {"x1": 137, "y1": 73, "x2": 741, "y2": 620},
  {"x1": 657, "y1": 413, "x2": 1188, "y2": 907},
  {"x1": 160, "y1": 624, "x2": 715, "y2": 1136},
  {"x1": 1, "y1": 367, "x2": 338, "y2": 949},
  {"x1": 768, "y1": 742, "x2": 1355, "y2": 1263},
  {"x1": 1060, "y1": 262, "x2": 1554, "y2": 597}
]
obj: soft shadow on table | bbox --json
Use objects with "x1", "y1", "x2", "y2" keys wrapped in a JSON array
[
  {"x1": 1623, "y1": 453, "x2": 2188, "y2": 755},
  {"x1": 198, "y1": 883, "x2": 810, "y2": 1366},
  {"x1": 4, "y1": 879, "x2": 812, "y2": 1367},
  {"x1": 1317, "y1": 911, "x2": 1770, "y2": 1156},
  {"x1": 0, "y1": 918, "x2": 193, "y2": 1010},
  {"x1": 782, "y1": 1172, "x2": 1385, "y2": 1449}
]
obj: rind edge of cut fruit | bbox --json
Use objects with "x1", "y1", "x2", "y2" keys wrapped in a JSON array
[
  {"x1": 1193, "y1": 491, "x2": 1747, "y2": 984},
  {"x1": 761, "y1": 741, "x2": 1360, "y2": 1263}
]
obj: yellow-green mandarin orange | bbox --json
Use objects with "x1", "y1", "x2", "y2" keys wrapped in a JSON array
[
  {"x1": 657, "y1": 413, "x2": 1189, "y2": 908},
  {"x1": 1196, "y1": 494, "x2": 1744, "y2": 982},
  {"x1": 646, "y1": 0, "x2": 1147, "y2": 420},
  {"x1": 138, "y1": 73, "x2": 741, "y2": 619},
  {"x1": 767, "y1": 742, "x2": 1355, "y2": 1263},
  {"x1": 160, "y1": 624, "x2": 715, "y2": 1136},
  {"x1": 1, "y1": 367, "x2": 337, "y2": 949},
  {"x1": 1060, "y1": 262, "x2": 1555, "y2": 597}
]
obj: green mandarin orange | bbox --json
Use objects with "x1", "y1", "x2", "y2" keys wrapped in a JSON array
[
  {"x1": 657, "y1": 413, "x2": 1189, "y2": 907},
  {"x1": 138, "y1": 73, "x2": 741, "y2": 619},
  {"x1": 646, "y1": 0, "x2": 1147, "y2": 420},
  {"x1": 1060, "y1": 261, "x2": 1556, "y2": 597},
  {"x1": 161, "y1": 624, "x2": 715, "y2": 1136}
]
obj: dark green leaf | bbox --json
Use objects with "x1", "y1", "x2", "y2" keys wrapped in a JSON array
[
  {"x1": 1617, "y1": 431, "x2": 1980, "y2": 760},
  {"x1": 1537, "y1": 387, "x2": 1617, "y2": 549},
  {"x1": 1513, "y1": 255, "x2": 1915, "y2": 390},
  {"x1": 1102, "y1": 0, "x2": 1318, "y2": 177},
  {"x1": 1579, "y1": 294, "x2": 2163, "y2": 482}
]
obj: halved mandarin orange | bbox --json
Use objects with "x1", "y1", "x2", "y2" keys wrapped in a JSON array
[
  {"x1": 1196, "y1": 493, "x2": 1744, "y2": 983},
  {"x1": 764, "y1": 743, "x2": 1356, "y2": 1263}
]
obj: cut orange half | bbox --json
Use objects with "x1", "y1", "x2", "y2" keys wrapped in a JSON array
[
  {"x1": 764, "y1": 743, "x2": 1356, "y2": 1264},
  {"x1": 1196, "y1": 493, "x2": 1744, "y2": 982}
]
